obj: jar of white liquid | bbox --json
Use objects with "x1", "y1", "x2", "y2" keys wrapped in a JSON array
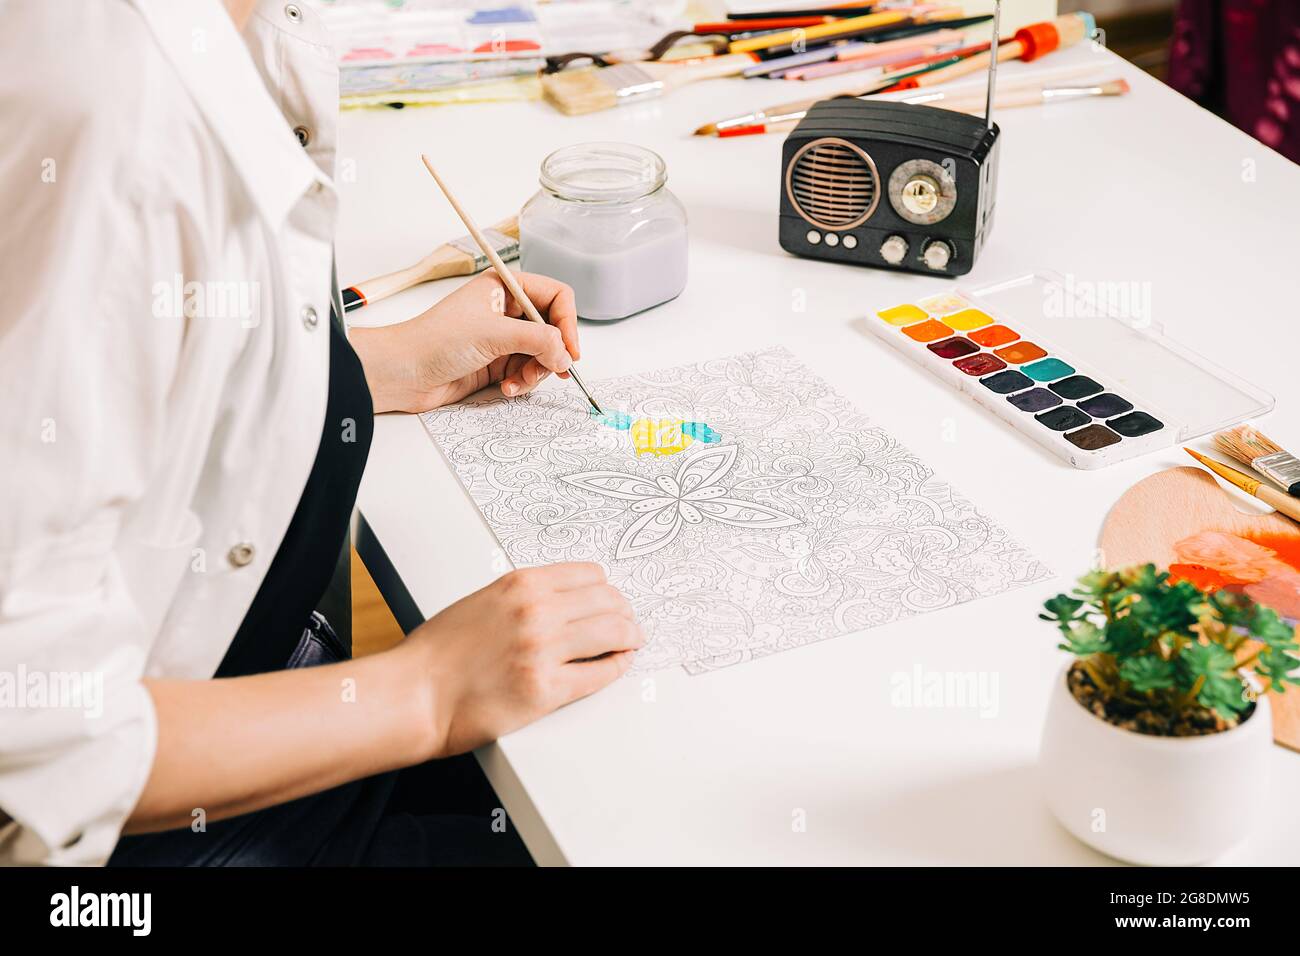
[{"x1": 519, "y1": 143, "x2": 688, "y2": 321}]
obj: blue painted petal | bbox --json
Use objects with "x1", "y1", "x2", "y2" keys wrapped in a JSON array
[{"x1": 681, "y1": 421, "x2": 721, "y2": 443}]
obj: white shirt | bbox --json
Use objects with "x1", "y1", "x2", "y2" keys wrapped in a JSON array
[{"x1": 0, "y1": 0, "x2": 340, "y2": 865}]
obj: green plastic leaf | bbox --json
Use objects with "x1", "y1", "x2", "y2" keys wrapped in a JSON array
[
  {"x1": 1041, "y1": 594, "x2": 1084, "y2": 625},
  {"x1": 1118, "y1": 655, "x2": 1176, "y2": 693}
]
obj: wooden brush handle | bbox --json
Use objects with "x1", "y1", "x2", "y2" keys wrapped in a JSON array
[
  {"x1": 672, "y1": 52, "x2": 759, "y2": 84},
  {"x1": 911, "y1": 38, "x2": 1024, "y2": 88},
  {"x1": 347, "y1": 215, "x2": 518, "y2": 309},
  {"x1": 1258, "y1": 484, "x2": 1300, "y2": 524}
]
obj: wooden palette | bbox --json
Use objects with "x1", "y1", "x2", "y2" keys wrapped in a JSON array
[{"x1": 1099, "y1": 465, "x2": 1300, "y2": 751}]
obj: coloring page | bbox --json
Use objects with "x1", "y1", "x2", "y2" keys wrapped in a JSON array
[{"x1": 421, "y1": 347, "x2": 1051, "y2": 673}]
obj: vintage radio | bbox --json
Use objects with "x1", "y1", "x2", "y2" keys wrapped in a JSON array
[
  {"x1": 778, "y1": 2, "x2": 1004, "y2": 277},
  {"x1": 778, "y1": 99, "x2": 1000, "y2": 277}
]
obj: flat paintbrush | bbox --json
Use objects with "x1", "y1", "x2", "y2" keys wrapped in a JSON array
[
  {"x1": 541, "y1": 53, "x2": 756, "y2": 116},
  {"x1": 341, "y1": 215, "x2": 518, "y2": 313},
  {"x1": 1215, "y1": 425, "x2": 1300, "y2": 496},
  {"x1": 419, "y1": 155, "x2": 603, "y2": 416}
]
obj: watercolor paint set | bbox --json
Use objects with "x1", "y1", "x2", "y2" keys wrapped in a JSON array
[{"x1": 869, "y1": 272, "x2": 1274, "y2": 469}]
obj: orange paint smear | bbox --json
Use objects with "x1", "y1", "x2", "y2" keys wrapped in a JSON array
[
  {"x1": 1167, "y1": 563, "x2": 1242, "y2": 593},
  {"x1": 1168, "y1": 529, "x2": 1300, "y2": 620},
  {"x1": 1246, "y1": 532, "x2": 1300, "y2": 573}
]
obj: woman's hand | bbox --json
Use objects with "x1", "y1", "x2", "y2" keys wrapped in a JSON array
[
  {"x1": 349, "y1": 271, "x2": 582, "y2": 414},
  {"x1": 395, "y1": 563, "x2": 643, "y2": 757},
  {"x1": 131, "y1": 561, "x2": 640, "y2": 833}
]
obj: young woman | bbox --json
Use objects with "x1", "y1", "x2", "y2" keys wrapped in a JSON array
[{"x1": 0, "y1": 0, "x2": 642, "y2": 865}]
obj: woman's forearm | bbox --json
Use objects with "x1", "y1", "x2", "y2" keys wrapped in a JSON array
[{"x1": 127, "y1": 640, "x2": 436, "y2": 834}]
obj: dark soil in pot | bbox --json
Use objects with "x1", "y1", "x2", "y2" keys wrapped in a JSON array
[{"x1": 1067, "y1": 661, "x2": 1255, "y2": 737}]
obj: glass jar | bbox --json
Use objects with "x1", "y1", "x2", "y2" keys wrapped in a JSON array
[{"x1": 519, "y1": 142, "x2": 688, "y2": 322}]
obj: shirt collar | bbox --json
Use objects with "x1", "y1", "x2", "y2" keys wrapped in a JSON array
[{"x1": 129, "y1": 0, "x2": 328, "y2": 227}]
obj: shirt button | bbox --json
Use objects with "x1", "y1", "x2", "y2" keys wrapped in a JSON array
[
  {"x1": 294, "y1": 125, "x2": 311, "y2": 147},
  {"x1": 301, "y1": 305, "x2": 319, "y2": 330},
  {"x1": 228, "y1": 543, "x2": 256, "y2": 568},
  {"x1": 284, "y1": 4, "x2": 302, "y2": 22}
]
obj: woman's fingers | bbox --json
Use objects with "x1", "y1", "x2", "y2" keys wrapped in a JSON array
[
  {"x1": 488, "y1": 315, "x2": 571, "y2": 378},
  {"x1": 500, "y1": 356, "x2": 553, "y2": 397},
  {"x1": 506, "y1": 562, "x2": 607, "y2": 592},
  {"x1": 559, "y1": 650, "x2": 636, "y2": 701},
  {"x1": 556, "y1": 583, "x2": 635, "y2": 623},
  {"x1": 503, "y1": 273, "x2": 581, "y2": 361},
  {"x1": 498, "y1": 353, "x2": 533, "y2": 397},
  {"x1": 561, "y1": 614, "x2": 644, "y2": 662}
]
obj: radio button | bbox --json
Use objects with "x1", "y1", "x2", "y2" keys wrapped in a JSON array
[
  {"x1": 842, "y1": 234, "x2": 858, "y2": 250},
  {"x1": 880, "y1": 235, "x2": 908, "y2": 265},
  {"x1": 806, "y1": 230, "x2": 822, "y2": 245},
  {"x1": 922, "y1": 239, "x2": 953, "y2": 271},
  {"x1": 824, "y1": 233, "x2": 839, "y2": 247}
]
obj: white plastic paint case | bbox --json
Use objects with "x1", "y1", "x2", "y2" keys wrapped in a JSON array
[{"x1": 867, "y1": 271, "x2": 1275, "y2": 469}]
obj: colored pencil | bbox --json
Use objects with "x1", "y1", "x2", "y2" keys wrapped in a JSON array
[
  {"x1": 694, "y1": 18, "x2": 831, "y2": 32},
  {"x1": 755, "y1": 11, "x2": 985, "y2": 58},
  {"x1": 727, "y1": 10, "x2": 910, "y2": 54},
  {"x1": 877, "y1": 11, "x2": 1091, "y2": 92},
  {"x1": 695, "y1": 45, "x2": 981, "y2": 136},
  {"x1": 726, "y1": 5, "x2": 878, "y2": 19}
]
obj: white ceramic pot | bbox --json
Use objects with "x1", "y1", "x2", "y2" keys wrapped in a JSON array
[{"x1": 1039, "y1": 662, "x2": 1272, "y2": 865}]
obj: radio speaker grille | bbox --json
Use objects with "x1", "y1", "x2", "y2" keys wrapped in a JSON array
[{"x1": 785, "y1": 137, "x2": 880, "y2": 231}]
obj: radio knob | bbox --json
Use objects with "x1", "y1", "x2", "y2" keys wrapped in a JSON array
[
  {"x1": 880, "y1": 235, "x2": 908, "y2": 265},
  {"x1": 901, "y1": 176, "x2": 941, "y2": 217},
  {"x1": 922, "y1": 239, "x2": 953, "y2": 271}
]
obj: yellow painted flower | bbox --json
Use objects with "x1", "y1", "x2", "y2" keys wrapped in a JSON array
[{"x1": 629, "y1": 418, "x2": 692, "y2": 457}]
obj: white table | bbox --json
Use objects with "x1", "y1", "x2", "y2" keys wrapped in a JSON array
[{"x1": 336, "y1": 44, "x2": 1300, "y2": 865}]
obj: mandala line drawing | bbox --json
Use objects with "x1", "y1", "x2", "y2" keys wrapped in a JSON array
[
  {"x1": 420, "y1": 347, "x2": 1052, "y2": 675},
  {"x1": 559, "y1": 445, "x2": 800, "y2": 559}
]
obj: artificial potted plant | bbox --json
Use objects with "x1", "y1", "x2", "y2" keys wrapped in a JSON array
[{"x1": 1037, "y1": 564, "x2": 1300, "y2": 865}]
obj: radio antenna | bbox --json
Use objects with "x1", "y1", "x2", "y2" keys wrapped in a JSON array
[{"x1": 984, "y1": 0, "x2": 1002, "y2": 129}]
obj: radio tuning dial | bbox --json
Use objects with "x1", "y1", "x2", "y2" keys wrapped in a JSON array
[
  {"x1": 901, "y1": 176, "x2": 940, "y2": 216},
  {"x1": 880, "y1": 235, "x2": 908, "y2": 265},
  {"x1": 922, "y1": 239, "x2": 953, "y2": 271}
]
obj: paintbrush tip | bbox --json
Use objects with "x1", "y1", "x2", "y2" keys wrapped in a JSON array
[{"x1": 694, "y1": 122, "x2": 717, "y2": 136}]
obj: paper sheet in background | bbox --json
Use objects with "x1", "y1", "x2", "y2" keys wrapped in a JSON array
[{"x1": 420, "y1": 348, "x2": 1050, "y2": 674}]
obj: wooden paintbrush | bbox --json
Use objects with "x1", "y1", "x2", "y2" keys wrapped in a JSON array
[
  {"x1": 1184, "y1": 448, "x2": 1300, "y2": 523},
  {"x1": 541, "y1": 53, "x2": 756, "y2": 116},
  {"x1": 419, "y1": 155, "x2": 603, "y2": 416},
  {"x1": 341, "y1": 216, "x2": 518, "y2": 313},
  {"x1": 1215, "y1": 425, "x2": 1300, "y2": 497}
]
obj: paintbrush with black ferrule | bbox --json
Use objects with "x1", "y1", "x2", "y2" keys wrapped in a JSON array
[{"x1": 341, "y1": 216, "x2": 519, "y2": 313}]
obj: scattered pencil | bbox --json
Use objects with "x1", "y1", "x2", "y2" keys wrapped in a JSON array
[
  {"x1": 727, "y1": 10, "x2": 910, "y2": 54},
  {"x1": 877, "y1": 11, "x2": 1092, "y2": 93}
]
